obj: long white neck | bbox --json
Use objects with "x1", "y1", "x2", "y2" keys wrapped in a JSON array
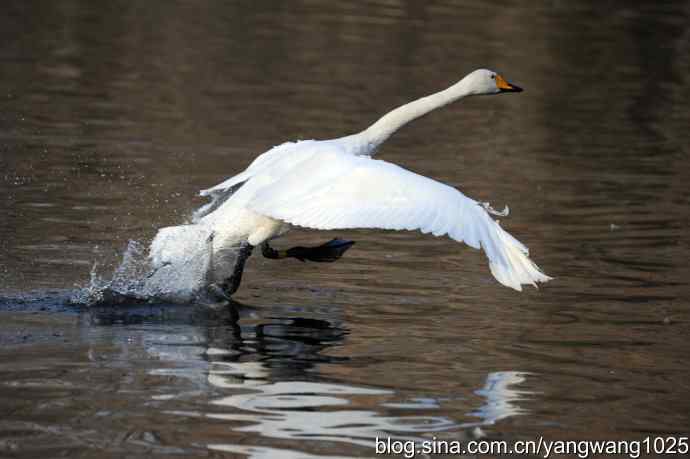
[{"x1": 340, "y1": 77, "x2": 476, "y2": 156}]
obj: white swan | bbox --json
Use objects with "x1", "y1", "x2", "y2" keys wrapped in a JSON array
[{"x1": 148, "y1": 69, "x2": 551, "y2": 301}]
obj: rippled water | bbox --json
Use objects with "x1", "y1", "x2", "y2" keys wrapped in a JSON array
[{"x1": 1, "y1": 1, "x2": 689, "y2": 457}]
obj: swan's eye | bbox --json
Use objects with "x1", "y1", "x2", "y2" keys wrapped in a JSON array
[{"x1": 491, "y1": 74, "x2": 496, "y2": 79}]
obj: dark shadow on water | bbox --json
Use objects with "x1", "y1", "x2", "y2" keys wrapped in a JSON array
[
  {"x1": 87, "y1": 299, "x2": 247, "y2": 326},
  {"x1": 87, "y1": 299, "x2": 352, "y2": 368},
  {"x1": 0, "y1": 289, "x2": 81, "y2": 313}
]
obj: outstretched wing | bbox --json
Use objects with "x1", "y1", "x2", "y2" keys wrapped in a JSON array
[
  {"x1": 193, "y1": 140, "x2": 319, "y2": 222},
  {"x1": 248, "y1": 152, "x2": 551, "y2": 291}
]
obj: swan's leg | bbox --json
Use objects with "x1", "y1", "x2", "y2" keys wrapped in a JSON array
[
  {"x1": 220, "y1": 241, "x2": 254, "y2": 296},
  {"x1": 206, "y1": 240, "x2": 254, "y2": 300},
  {"x1": 262, "y1": 238, "x2": 354, "y2": 263},
  {"x1": 200, "y1": 231, "x2": 239, "y2": 320}
]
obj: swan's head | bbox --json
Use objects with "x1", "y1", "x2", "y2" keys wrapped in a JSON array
[{"x1": 462, "y1": 69, "x2": 523, "y2": 96}]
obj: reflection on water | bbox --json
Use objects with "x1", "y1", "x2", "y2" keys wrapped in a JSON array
[
  {"x1": 472, "y1": 371, "x2": 529, "y2": 425},
  {"x1": 204, "y1": 372, "x2": 528, "y2": 453},
  {"x1": 86, "y1": 306, "x2": 531, "y2": 457}
]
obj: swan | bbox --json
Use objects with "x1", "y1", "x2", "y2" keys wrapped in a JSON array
[{"x1": 147, "y1": 69, "x2": 551, "y2": 302}]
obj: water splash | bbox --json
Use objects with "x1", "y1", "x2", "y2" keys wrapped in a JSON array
[
  {"x1": 69, "y1": 240, "x2": 153, "y2": 306},
  {"x1": 69, "y1": 226, "x2": 240, "y2": 307}
]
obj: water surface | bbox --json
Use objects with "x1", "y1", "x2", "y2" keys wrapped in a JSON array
[{"x1": 1, "y1": 1, "x2": 689, "y2": 457}]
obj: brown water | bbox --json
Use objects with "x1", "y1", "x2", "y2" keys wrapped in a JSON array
[{"x1": 1, "y1": 1, "x2": 690, "y2": 457}]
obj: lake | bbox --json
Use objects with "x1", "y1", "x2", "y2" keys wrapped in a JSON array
[{"x1": 1, "y1": 1, "x2": 689, "y2": 457}]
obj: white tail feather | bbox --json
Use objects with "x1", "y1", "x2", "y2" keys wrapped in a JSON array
[{"x1": 482, "y1": 218, "x2": 552, "y2": 291}]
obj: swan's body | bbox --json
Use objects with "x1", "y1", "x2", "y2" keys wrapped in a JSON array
[{"x1": 147, "y1": 69, "x2": 551, "y2": 301}]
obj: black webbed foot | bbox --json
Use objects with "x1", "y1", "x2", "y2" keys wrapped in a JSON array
[{"x1": 286, "y1": 238, "x2": 355, "y2": 263}]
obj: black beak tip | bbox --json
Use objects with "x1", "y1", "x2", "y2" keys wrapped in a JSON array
[{"x1": 509, "y1": 84, "x2": 523, "y2": 93}]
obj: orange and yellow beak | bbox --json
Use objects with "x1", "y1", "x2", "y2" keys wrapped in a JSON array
[{"x1": 495, "y1": 74, "x2": 523, "y2": 93}]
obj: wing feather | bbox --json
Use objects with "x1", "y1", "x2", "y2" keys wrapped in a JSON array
[{"x1": 248, "y1": 152, "x2": 551, "y2": 291}]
